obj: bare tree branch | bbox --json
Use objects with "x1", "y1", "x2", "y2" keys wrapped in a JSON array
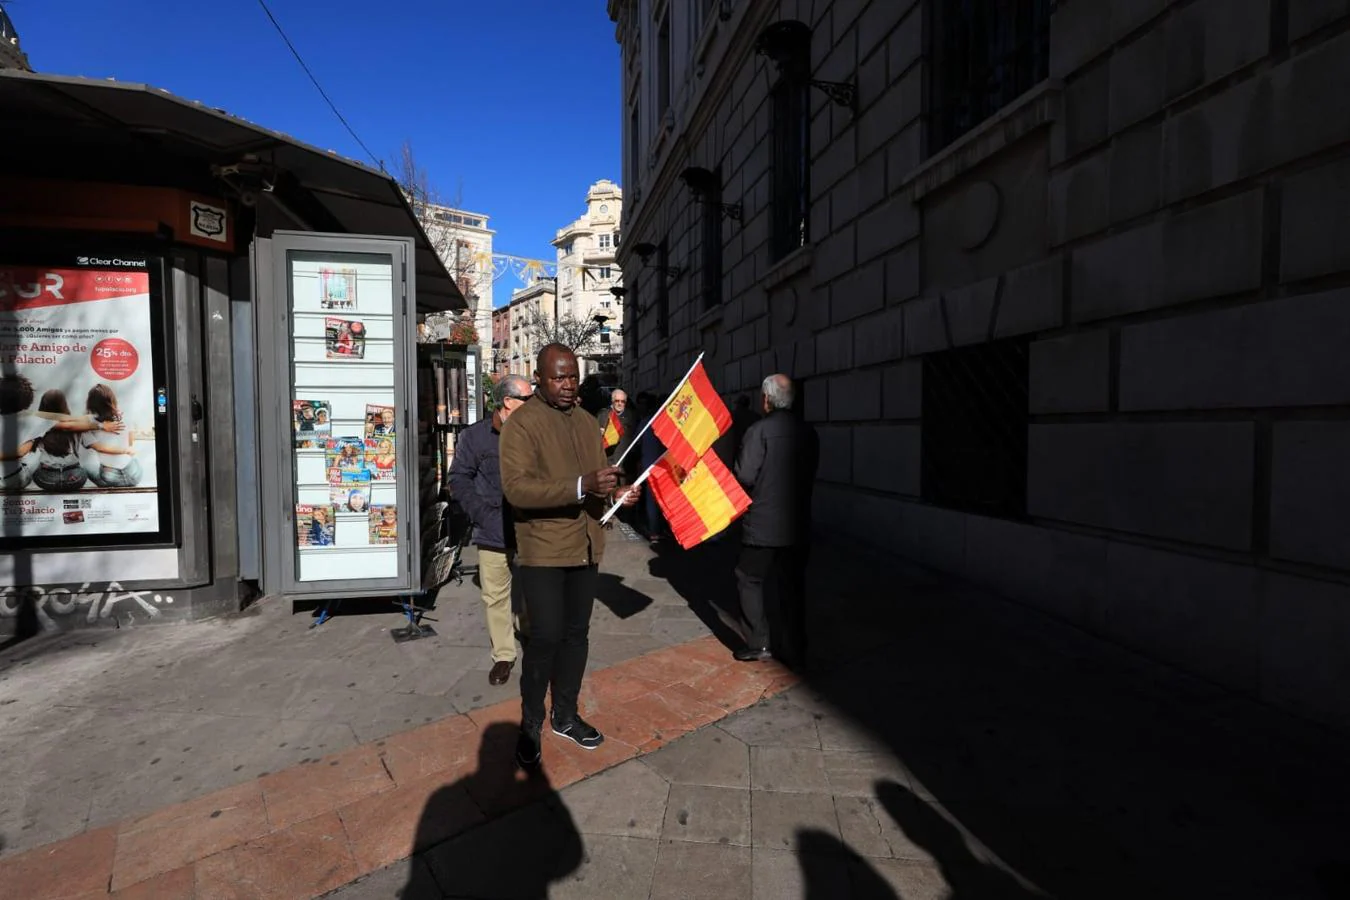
[{"x1": 520, "y1": 305, "x2": 602, "y2": 355}]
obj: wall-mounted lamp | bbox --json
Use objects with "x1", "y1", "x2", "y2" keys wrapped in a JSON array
[
  {"x1": 630, "y1": 241, "x2": 683, "y2": 279},
  {"x1": 679, "y1": 166, "x2": 743, "y2": 221},
  {"x1": 755, "y1": 20, "x2": 857, "y2": 111},
  {"x1": 609, "y1": 286, "x2": 628, "y2": 299}
]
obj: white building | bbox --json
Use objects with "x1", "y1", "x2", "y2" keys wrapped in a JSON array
[
  {"x1": 553, "y1": 179, "x2": 624, "y2": 378},
  {"x1": 505, "y1": 277, "x2": 557, "y2": 378},
  {"x1": 0, "y1": 7, "x2": 32, "y2": 71},
  {"x1": 420, "y1": 203, "x2": 494, "y2": 360}
]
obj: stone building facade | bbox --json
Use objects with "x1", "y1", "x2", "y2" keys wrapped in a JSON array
[
  {"x1": 490, "y1": 304, "x2": 512, "y2": 377},
  {"x1": 504, "y1": 278, "x2": 557, "y2": 377},
  {"x1": 421, "y1": 203, "x2": 495, "y2": 361},
  {"x1": 553, "y1": 179, "x2": 626, "y2": 378},
  {"x1": 608, "y1": 0, "x2": 1350, "y2": 731},
  {"x1": 0, "y1": 8, "x2": 31, "y2": 72}
]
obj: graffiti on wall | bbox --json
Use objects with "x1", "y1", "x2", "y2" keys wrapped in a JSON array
[{"x1": 0, "y1": 583, "x2": 175, "y2": 631}]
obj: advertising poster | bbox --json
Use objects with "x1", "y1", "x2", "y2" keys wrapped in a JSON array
[
  {"x1": 0, "y1": 265, "x2": 161, "y2": 539},
  {"x1": 296, "y1": 503, "x2": 335, "y2": 546},
  {"x1": 365, "y1": 435, "x2": 396, "y2": 480},
  {"x1": 324, "y1": 318, "x2": 366, "y2": 359},
  {"x1": 293, "y1": 398, "x2": 331, "y2": 448},
  {"x1": 369, "y1": 505, "x2": 397, "y2": 544},
  {"x1": 365, "y1": 403, "x2": 395, "y2": 436},
  {"x1": 318, "y1": 266, "x2": 357, "y2": 310}
]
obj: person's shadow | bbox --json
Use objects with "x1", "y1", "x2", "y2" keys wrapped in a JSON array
[{"x1": 400, "y1": 722, "x2": 584, "y2": 898}]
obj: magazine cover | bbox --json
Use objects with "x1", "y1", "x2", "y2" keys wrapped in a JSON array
[
  {"x1": 296, "y1": 503, "x2": 335, "y2": 546},
  {"x1": 331, "y1": 469, "x2": 371, "y2": 512},
  {"x1": 365, "y1": 435, "x2": 396, "y2": 480},
  {"x1": 319, "y1": 266, "x2": 357, "y2": 310},
  {"x1": 293, "y1": 399, "x2": 331, "y2": 448},
  {"x1": 325, "y1": 436, "x2": 365, "y2": 480},
  {"x1": 324, "y1": 317, "x2": 367, "y2": 359},
  {"x1": 365, "y1": 403, "x2": 396, "y2": 437},
  {"x1": 369, "y1": 504, "x2": 398, "y2": 544}
]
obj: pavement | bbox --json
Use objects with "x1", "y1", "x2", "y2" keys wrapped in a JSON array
[{"x1": 5, "y1": 528, "x2": 1350, "y2": 899}]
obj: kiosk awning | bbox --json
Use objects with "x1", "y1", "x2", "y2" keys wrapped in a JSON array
[{"x1": 0, "y1": 70, "x2": 465, "y2": 314}]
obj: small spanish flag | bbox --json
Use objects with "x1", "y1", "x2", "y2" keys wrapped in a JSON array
[
  {"x1": 602, "y1": 410, "x2": 624, "y2": 449},
  {"x1": 652, "y1": 361, "x2": 733, "y2": 470},
  {"x1": 649, "y1": 450, "x2": 751, "y2": 550}
]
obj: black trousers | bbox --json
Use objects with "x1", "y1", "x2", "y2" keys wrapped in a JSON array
[
  {"x1": 516, "y1": 564, "x2": 597, "y2": 727},
  {"x1": 736, "y1": 544, "x2": 810, "y2": 666}
]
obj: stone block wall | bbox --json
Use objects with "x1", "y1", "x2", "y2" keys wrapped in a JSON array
[{"x1": 613, "y1": 0, "x2": 1350, "y2": 731}]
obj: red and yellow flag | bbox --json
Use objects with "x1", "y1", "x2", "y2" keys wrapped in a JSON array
[
  {"x1": 651, "y1": 361, "x2": 733, "y2": 470},
  {"x1": 649, "y1": 450, "x2": 751, "y2": 550},
  {"x1": 602, "y1": 410, "x2": 624, "y2": 449}
]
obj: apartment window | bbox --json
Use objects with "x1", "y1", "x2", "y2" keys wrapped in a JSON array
[
  {"x1": 599, "y1": 266, "x2": 612, "y2": 280},
  {"x1": 628, "y1": 98, "x2": 641, "y2": 185},
  {"x1": 561, "y1": 242, "x2": 573, "y2": 256},
  {"x1": 600, "y1": 325, "x2": 612, "y2": 345},
  {"x1": 701, "y1": 181, "x2": 724, "y2": 309},
  {"x1": 920, "y1": 338, "x2": 1030, "y2": 518},
  {"x1": 656, "y1": 242, "x2": 670, "y2": 338},
  {"x1": 598, "y1": 233, "x2": 613, "y2": 250},
  {"x1": 929, "y1": 0, "x2": 1052, "y2": 153},
  {"x1": 766, "y1": 22, "x2": 811, "y2": 262},
  {"x1": 657, "y1": 9, "x2": 672, "y2": 116}
]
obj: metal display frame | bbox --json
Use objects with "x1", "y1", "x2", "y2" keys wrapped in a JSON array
[{"x1": 256, "y1": 232, "x2": 422, "y2": 601}]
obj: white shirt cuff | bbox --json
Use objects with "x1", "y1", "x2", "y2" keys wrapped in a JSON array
[{"x1": 576, "y1": 475, "x2": 584, "y2": 501}]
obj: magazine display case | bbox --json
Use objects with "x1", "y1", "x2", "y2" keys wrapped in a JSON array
[{"x1": 256, "y1": 233, "x2": 421, "y2": 601}]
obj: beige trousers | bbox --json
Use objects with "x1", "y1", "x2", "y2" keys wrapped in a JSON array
[{"x1": 478, "y1": 548, "x2": 517, "y2": 663}]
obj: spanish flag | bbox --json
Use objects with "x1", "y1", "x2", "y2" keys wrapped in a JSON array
[
  {"x1": 649, "y1": 450, "x2": 751, "y2": 549},
  {"x1": 602, "y1": 410, "x2": 624, "y2": 449},
  {"x1": 652, "y1": 361, "x2": 733, "y2": 470}
]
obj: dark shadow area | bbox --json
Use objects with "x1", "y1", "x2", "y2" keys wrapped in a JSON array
[
  {"x1": 874, "y1": 780, "x2": 1040, "y2": 899},
  {"x1": 647, "y1": 532, "x2": 745, "y2": 651},
  {"x1": 797, "y1": 828, "x2": 898, "y2": 899},
  {"x1": 593, "y1": 571, "x2": 653, "y2": 619},
  {"x1": 654, "y1": 537, "x2": 1350, "y2": 899},
  {"x1": 400, "y1": 722, "x2": 583, "y2": 899},
  {"x1": 0, "y1": 588, "x2": 40, "y2": 652}
]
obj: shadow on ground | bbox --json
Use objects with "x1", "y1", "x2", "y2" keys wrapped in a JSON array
[
  {"x1": 654, "y1": 536, "x2": 1350, "y2": 900},
  {"x1": 594, "y1": 572, "x2": 653, "y2": 620},
  {"x1": 392, "y1": 722, "x2": 582, "y2": 898}
]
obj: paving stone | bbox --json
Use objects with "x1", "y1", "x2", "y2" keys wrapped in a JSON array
[
  {"x1": 0, "y1": 825, "x2": 115, "y2": 900},
  {"x1": 192, "y1": 812, "x2": 359, "y2": 900},
  {"x1": 338, "y1": 778, "x2": 483, "y2": 873},
  {"x1": 111, "y1": 782, "x2": 270, "y2": 891},
  {"x1": 751, "y1": 791, "x2": 841, "y2": 852},
  {"x1": 649, "y1": 840, "x2": 752, "y2": 899},
  {"x1": 661, "y1": 784, "x2": 751, "y2": 846},
  {"x1": 718, "y1": 695, "x2": 822, "y2": 749},
  {"x1": 258, "y1": 743, "x2": 393, "y2": 830},
  {"x1": 834, "y1": 795, "x2": 937, "y2": 862},
  {"x1": 751, "y1": 846, "x2": 850, "y2": 900},
  {"x1": 823, "y1": 750, "x2": 913, "y2": 797},
  {"x1": 751, "y1": 746, "x2": 832, "y2": 794},
  {"x1": 640, "y1": 726, "x2": 750, "y2": 788},
  {"x1": 559, "y1": 759, "x2": 670, "y2": 839},
  {"x1": 444, "y1": 666, "x2": 518, "y2": 713},
  {"x1": 316, "y1": 858, "x2": 436, "y2": 899},
  {"x1": 374, "y1": 714, "x2": 480, "y2": 785},
  {"x1": 422, "y1": 796, "x2": 585, "y2": 897},
  {"x1": 110, "y1": 864, "x2": 196, "y2": 900},
  {"x1": 550, "y1": 834, "x2": 659, "y2": 900},
  {"x1": 865, "y1": 857, "x2": 951, "y2": 900}
]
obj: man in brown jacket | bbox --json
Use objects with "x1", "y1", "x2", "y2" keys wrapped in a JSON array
[{"x1": 499, "y1": 343, "x2": 640, "y2": 768}]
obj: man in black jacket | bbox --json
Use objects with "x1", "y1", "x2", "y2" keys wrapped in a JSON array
[
  {"x1": 733, "y1": 374, "x2": 819, "y2": 669},
  {"x1": 448, "y1": 374, "x2": 533, "y2": 685}
]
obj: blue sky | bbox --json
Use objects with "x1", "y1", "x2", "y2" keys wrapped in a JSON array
[{"x1": 11, "y1": 0, "x2": 621, "y2": 303}]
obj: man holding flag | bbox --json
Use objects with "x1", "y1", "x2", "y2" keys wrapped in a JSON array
[{"x1": 597, "y1": 389, "x2": 634, "y2": 466}]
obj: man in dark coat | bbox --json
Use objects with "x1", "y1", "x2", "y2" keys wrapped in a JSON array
[
  {"x1": 447, "y1": 374, "x2": 533, "y2": 686},
  {"x1": 733, "y1": 374, "x2": 820, "y2": 669},
  {"x1": 597, "y1": 388, "x2": 636, "y2": 467}
]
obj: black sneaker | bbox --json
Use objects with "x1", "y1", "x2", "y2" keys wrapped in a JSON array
[
  {"x1": 551, "y1": 713, "x2": 604, "y2": 750},
  {"x1": 515, "y1": 723, "x2": 542, "y2": 769}
]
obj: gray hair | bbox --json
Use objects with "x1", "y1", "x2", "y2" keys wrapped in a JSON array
[
  {"x1": 495, "y1": 374, "x2": 531, "y2": 405},
  {"x1": 762, "y1": 374, "x2": 794, "y2": 410}
]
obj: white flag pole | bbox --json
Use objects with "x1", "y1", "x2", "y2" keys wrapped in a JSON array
[
  {"x1": 599, "y1": 456, "x2": 662, "y2": 526},
  {"x1": 610, "y1": 351, "x2": 706, "y2": 472}
]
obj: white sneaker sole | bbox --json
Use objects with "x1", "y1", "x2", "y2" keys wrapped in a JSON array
[{"x1": 551, "y1": 725, "x2": 604, "y2": 750}]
